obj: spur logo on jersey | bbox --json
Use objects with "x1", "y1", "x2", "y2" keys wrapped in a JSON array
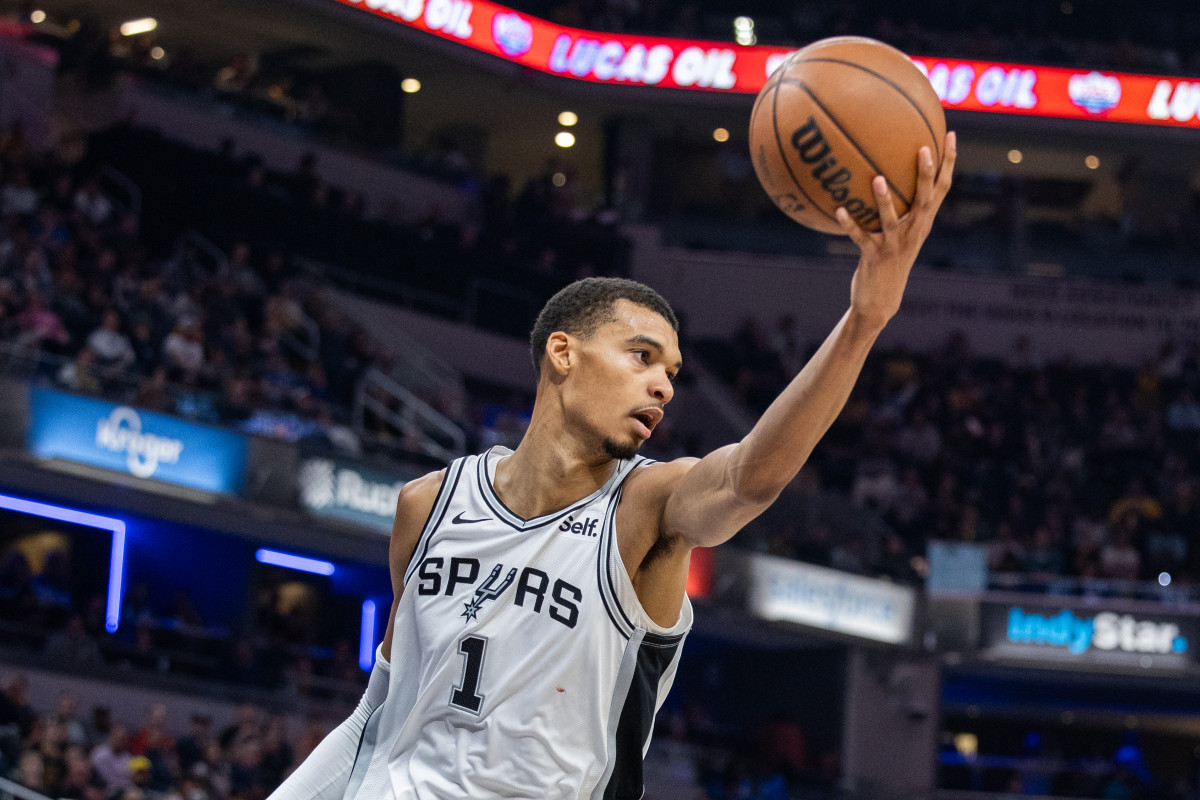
[
  {"x1": 461, "y1": 564, "x2": 517, "y2": 622},
  {"x1": 417, "y1": 556, "x2": 583, "y2": 628},
  {"x1": 558, "y1": 514, "x2": 599, "y2": 537}
]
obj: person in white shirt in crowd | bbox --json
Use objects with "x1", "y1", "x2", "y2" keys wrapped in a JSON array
[
  {"x1": 90, "y1": 725, "x2": 134, "y2": 792},
  {"x1": 1, "y1": 168, "x2": 39, "y2": 217},
  {"x1": 163, "y1": 320, "x2": 206, "y2": 375},
  {"x1": 86, "y1": 309, "x2": 136, "y2": 372},
  {"x1": 73, "y1": 179, "x2": 113, "y2": 226}
]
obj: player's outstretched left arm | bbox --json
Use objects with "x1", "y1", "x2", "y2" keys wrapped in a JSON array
[{"x1": 661, "y1": 133, "x2": 956, "y2": 548}]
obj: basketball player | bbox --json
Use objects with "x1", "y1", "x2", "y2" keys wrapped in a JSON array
[{"x1": 269, "y1": 135, "x2": 955, "y2": 800}]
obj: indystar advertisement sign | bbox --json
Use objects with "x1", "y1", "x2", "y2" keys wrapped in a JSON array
[
  {"x1": 744, "y1": 553, "x2": 915, "y2": 644},
  {"x1": 298, "y1": 456, "x2": 416, "y2": 532},
  {"x1": 27, "y1": 387, "x2": 247, "y2": 494},
  {"x1": 980, "y1": 602, "x2": 1198, "y2": 671}
]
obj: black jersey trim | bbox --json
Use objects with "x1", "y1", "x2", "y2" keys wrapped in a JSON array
[
  {"x1": 599, "y1": 457, "x2": 655, "y2": 635},
  {"x1": 601, "y1": 486, "x2": 637, "y2": 635},
  {"x1": 402, "y1": 459, "x2": 465, "y2": 586},
  {"x1": 591, "y1": 632, "x2": 643, "y2": 800},
  {"x1": 476, "y1": 447, "x2": 628, "y2": 532},
  {"x1": 641, "y1": 630, "x2": 686, "y2": 647},
  {"x1": 596, "y1": 489, "x2": 634, "y2": 640},
  {"x1": 600, "y1": 634, "x2": 684, "y2": 800}
]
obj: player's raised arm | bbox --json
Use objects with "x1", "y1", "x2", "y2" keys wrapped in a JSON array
[{"x1": 661, "y1": 134, "x2": 956, "y2": 549}]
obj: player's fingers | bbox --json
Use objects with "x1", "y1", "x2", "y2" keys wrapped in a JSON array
[
  {"x1": 913, "y1": 146, "x2": 937, "y2": 212},
  {"x1": 836, "y1": 206, "x2": 872, "y2": 250},
  {"x1": 935, "y1": 131, "x2": 957, "y2": 199},
  {"x1": 874, "y1": 175, "x2": 900, "y2": 234}
]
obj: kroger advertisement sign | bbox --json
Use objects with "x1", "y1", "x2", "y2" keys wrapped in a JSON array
[
  {"x1": 980, "y1": 602, "x2": 1197, "y2": 671},
  {"x1": 27, "y1": 387, "x2": 247, "y2": 494},
  {"x1": 298, "y1": 456, "x2": 415, "y2": 532},
  {"x1": 745, "y1": 553, "x2": 915, "y2": 644}
]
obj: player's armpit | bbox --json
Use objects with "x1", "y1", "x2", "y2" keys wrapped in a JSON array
[{"x1": 380, "y1": 468, "x2": 445, "y2": 658}]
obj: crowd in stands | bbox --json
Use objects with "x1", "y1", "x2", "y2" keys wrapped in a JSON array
[
  {"x1": 0, "y1": 668, "x2": 836, "y2": 800},
  {"x1": 707, "y1": 316, "x2": 1200, "y2": 588},
  {"x1": 0, "y1": 122, "x2": 398, "y2": 457},
  {"x1": 0, "y1": 109, "x2": 626, "y2": 461},
  {"x1": 0, "y1": 675, "x2": 334, "y2": 800},
  {"x1": 83, "y1": 122, "x2": 630, "y2": 337}
]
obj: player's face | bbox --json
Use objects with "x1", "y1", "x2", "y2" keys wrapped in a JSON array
[{"x1": 567, "y1": 300, "x2": 680, "y2": 460}]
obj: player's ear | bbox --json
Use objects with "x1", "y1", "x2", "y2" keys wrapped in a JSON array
[{"x1": 545, "y1": 331, "x2": 573, "y2": 376}]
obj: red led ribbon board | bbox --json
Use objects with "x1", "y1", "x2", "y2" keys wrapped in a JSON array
[
  {"x1": 334, "y1": 0, "x2": 1200, "y2": 128},
  {"x1": 909, "y1": 58, "x2": 1200, "y2": 129}
]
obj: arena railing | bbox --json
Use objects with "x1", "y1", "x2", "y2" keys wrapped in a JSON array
[
  {"x1": 297, "y1": 256, "x2": 468, "y2": 419},
  {"x1": 0, "y1": 633, "x2": 367, "y2": 716},
  {"x1": 987, "y1": 571, "x2": 1200, "y2": 607},
  {"x1": 0, "y1": 775, "x2": 52, "y2": 800},
  {"x1": 116, "y1": 74, "x2": 480, "y2": 226},
  {"x1": 936, "y1": 791, "x2": 1086, "y2": 800},
  {"x1": 97, "y1": 165, "x2": 143, "y2": 219},
  {"x1": 353, "y1": 366, "x2": 466, "y2": 463},
  {"x1": 172, "y1": 230, "x2": 229, "y2": 276}
]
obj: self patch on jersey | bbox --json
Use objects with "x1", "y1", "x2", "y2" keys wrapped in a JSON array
[{"x1": 558, "y1": 514, "x2": 600, "y2": 538}]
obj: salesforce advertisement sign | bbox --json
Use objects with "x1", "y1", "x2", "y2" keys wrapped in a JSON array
[
  {"x1": 27, "y1": 387, "x2": 247, "y2": 494},
  {"x1": 980, "y1": 602, "x2": 1197, "y2": 671},
  {"x1": 745, "y1": 553, "x2": 915, "y2": 644},
  {"x1": 298, "y1": 456, "x2": 415, "y2": 533}
]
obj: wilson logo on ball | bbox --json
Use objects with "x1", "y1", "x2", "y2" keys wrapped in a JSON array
[
  {"x1": 790, "y1": 117, "x2": 880, "y2": 228},
  {"x1": 747, "y1": 36, "x2": 946, "y2": 236}
]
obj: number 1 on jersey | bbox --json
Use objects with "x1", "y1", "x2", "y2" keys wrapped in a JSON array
[{"x1": 450, "y1": 635, "x2": 487, "y2": 714}]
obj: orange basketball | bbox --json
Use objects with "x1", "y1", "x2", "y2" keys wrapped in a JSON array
[{"x1": 749, "y1": 36, "x2": 946, "y2": 235}]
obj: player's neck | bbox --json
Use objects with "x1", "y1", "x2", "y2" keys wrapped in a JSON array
[{"x1": 494, "y1": 418, "x2": 616, "y2": 520}]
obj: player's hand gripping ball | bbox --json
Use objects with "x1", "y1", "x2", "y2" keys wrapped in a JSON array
[{"x1": 749, "y1": 36, "x2": 947, "y2": 235}]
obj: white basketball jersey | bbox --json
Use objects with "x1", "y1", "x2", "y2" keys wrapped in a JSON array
[{"x1": 345, "y1": 447, "x2": 693, "y2": 800}]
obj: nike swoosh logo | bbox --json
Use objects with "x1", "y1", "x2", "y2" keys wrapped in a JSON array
[{"x1": 452, "y1": 512, "x2": 490, "y2": 525}]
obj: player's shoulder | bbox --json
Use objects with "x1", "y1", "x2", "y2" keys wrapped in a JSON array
[
  {"x1": 389, "y1": 468, "x2": 447, "y2": 572},
  {"x1": 622, "y1": 456, "x2": 700, "y2": 502},
  {"x1": 394, "y1": 468, "x2": 447, "y2": 520}
]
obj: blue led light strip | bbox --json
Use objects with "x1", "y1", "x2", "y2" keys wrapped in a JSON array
[
  {"x1": 254, "y1": 548, "x2": 335, "y2": 576},
  {"x1": 359, "y1": 599, "x2": 377, "y2": 671},
  {"x1": 0, "y1": 493, "x2": 126, "y2": 633}
]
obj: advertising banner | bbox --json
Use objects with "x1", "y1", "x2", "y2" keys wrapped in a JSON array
[
  {"x1": 334, "y1": 0, "x2": 1200, "y2": 129},
  {"x1": 297, "y1": 455, "x2": 417, "y2": 532},
  {"x1": 909, "y1": 59, "x2": 1200, "y2": 129},
  {"x1": 979, "y1": 601, "x2": 1200, "y2": 671},
  {"x1": 739, "y1": 552, "x2": 915, "y2": 644},
  {"x1": 27, "y1": 387, "x2": 247, "y2": 494}
]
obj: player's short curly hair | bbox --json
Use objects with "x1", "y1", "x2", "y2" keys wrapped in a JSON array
[{"x1": 529, "y1": 278, "x2": 678, "y2": 377}]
